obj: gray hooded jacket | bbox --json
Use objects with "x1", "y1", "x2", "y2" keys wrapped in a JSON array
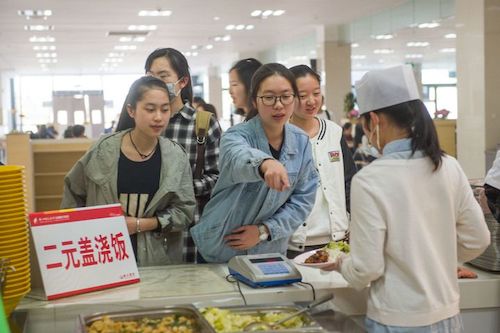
[{"x1": 61, "y1": 129, "x2": 196, "y2": 266}]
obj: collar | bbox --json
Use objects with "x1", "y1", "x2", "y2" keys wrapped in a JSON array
[
  {"x1": 173, "y1": 103, "x2": 195, "y2": 120},
  {"x1": 250, "y1": 116, "x2": 298, "y2": 159},
  {"x1": 382, "y1": 138, "x2": 412, "y2": 155}
]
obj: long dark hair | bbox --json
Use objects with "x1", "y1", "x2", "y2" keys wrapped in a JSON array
[
  {"x1": 246, "y1": 63, "x2": 299, "y2": 121},
  {"x1": 230, "y1": 58, "x2": 262, "y2": 101},
  {"x1": 144, "y1": 48, "x2": 193, "y2": 104},
  {"x1": 115, "y1": 76, "x2": 169, "y2": 131},
  {"x1": 289, "y1": 64, "x2": 321, "y2": 83},
  {"x1": 362, "y1": 99, "x2": 444, "y2": 171}
]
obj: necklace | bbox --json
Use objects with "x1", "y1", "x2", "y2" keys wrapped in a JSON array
[{"x1": 129, "y1": 131, "x2": 158, "y2": 159}]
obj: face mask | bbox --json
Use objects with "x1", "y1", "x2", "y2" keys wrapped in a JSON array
[
  {"x1": 165, "y1": 78, "x2": 182, "y2": 101},
  {"x1": 368, "y1": 123, "x2": 382, "y2": 154}
]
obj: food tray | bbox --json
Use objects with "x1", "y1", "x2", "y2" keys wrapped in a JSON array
[
  {"x1": 78, "y1": 305, "x2": 216, "y2": 333},
  {"x1": 202, "y1": 305, "x2": 328, "y2": 333}
]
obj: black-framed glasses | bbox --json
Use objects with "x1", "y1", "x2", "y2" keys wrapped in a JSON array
[{"x1": 257, "y1": 94, "x2": 295, "y2": 106}]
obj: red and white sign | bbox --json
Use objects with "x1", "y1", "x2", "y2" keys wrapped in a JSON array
[{"x1": 29, "y1": 204, "x2": 140, "y2": 300}]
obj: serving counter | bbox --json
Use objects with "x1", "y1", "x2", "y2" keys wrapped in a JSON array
[{"x1": 11, "y1": 263, "x2": 500, "y2": 332}]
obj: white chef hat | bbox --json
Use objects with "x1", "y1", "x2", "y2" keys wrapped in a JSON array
[{"x1": 355, "y1": 65, "x2": 420, "y2": 115}]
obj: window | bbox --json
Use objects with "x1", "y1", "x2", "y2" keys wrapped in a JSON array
[
  {"x1": 91, "y1": 109, "x2": 102, "y2": 124},
  {"x1": 57, "y1": 110, "x2": 68, "y2": 125},
  {"x1": 422, "y1": 84, "x2": 457, "y2": 119},
  {"x1": 74, "y1": 110, "x2": 85, "y2": 124}
]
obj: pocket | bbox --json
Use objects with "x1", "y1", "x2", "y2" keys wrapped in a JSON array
[
  {"x1": 287, "y1": 172, "x2": 298, "y2": 188},
  {"x1": 246, "y1": 181, "x2": 261, "y2": 192}
]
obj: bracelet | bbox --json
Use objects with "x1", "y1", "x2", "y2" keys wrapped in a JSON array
[{"x1": 136, "y1": 218, "x2": 141, "y2": 233}]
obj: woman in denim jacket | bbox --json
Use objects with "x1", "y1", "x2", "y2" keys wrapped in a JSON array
[{"x1": 191, "y1": 63, "x2": 319, "y2": 263}]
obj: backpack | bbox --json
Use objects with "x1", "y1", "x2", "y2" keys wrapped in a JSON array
[{"x1": 193, "y1": 109, "x2": 212, "y2": 179}]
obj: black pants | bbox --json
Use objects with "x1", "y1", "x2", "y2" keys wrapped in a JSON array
[{"x1": 485, "y1": 183, "x2": 500, "y2": 223}]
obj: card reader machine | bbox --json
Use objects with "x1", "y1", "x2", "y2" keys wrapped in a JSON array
[{"x1": 228, "y1": 253, "x2": 302, "y2": 288}]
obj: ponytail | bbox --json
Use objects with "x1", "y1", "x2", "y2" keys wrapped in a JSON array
[
  {"x1": 408, "y1": 100, "x2": 443, "y2": 171},
  {"x1": 364, "y1": 100, "x2": 443, "y2": 171}
]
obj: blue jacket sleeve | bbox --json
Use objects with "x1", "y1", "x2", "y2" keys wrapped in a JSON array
[{"x1": 217, "y1": 128, "x2": 272, "y2": 187}]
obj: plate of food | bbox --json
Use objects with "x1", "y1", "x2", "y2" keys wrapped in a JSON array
[{"x1": 293, "y1": 241, "x2": 350, "y2": 268}]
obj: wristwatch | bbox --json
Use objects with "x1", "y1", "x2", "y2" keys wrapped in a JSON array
[{"x1": 258, "y1": 224, "x2": 270, "y2": 242}]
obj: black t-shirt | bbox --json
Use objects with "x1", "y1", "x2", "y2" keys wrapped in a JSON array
[
  {"x1": 269, "y1": 144, "x2": 281, "y2": 160},
  {"x1": 117, "y1": 144, "x2": 161, "y2": 257}
]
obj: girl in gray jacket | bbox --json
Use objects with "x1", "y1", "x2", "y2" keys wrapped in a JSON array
[{"x1": 61, "y1": 76, "x2": 196, "y2": 266}]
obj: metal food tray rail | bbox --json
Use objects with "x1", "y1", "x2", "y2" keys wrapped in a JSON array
[
  {"x1": 78, "y1": 304, "x2": 216, "y2": 333},
  {"x1": 202, "y1": 305, "x2": 328, "y2": 333}
]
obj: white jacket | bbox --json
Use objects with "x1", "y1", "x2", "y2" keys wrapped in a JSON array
[
  {"x1": 485, "y1": 150, "x2": 500, "y2": 189},
  {"x1": 289, "y1": 118, "x2": 349, "y2": 250},
  {"x1": 341, "y1": 141, "x2": 490, "y2": 326}
]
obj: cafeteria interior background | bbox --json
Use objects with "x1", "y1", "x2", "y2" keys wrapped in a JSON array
[{"x1": 0, "y1": 0, "x2": 499, "y2": 213}]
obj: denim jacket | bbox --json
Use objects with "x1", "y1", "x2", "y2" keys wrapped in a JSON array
[{"x1": 191, "y1": 116, "x2": 319, "y2": 262}]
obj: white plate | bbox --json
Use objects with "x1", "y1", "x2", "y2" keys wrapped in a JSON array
[{"x1": 293, "y1": 249, "x2": 337, "y2": 269}]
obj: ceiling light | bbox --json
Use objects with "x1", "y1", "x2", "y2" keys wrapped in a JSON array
[
  {"x1": 351, "y1": 43, "x2": 359, "y2": 48},
  {"x1": 191, "y1": 45, "x2": 198, "y2": 50},
  {"x1": 185, "y1": 51, "x2": 192, "y2": 56},
  {"x1": 440, "y1": 48, "x2": 456, "y2": 53},
  {"x1": 192, "y1": 52, "x2": 198, "y2": 57},
  {"x1": 29, "y1": 36, "x2": 55, "y2": 42},
  {"x1": 251, "y1": 10, "x2": 262, "y2": 17},
  {"x1": 222, "y1": 35, "x2": 231, "y2": 41},
  {"x1": 18, "y1": 9, "x2": 52, "y2": 19},
  {"x1": 418, "y1": 22, "x2": 440, "y2": 29},
  {"x1": 246, "y1": 25, "x2": 254, "y2": 30},
  {"x1": 25, "y1": 25, "x2": 54, "y2": 31},
  {"x1": 128, "y1": 25, "x2": 157, "y2": 31},
  {"x1": 374, "y1": 34, "x2": 394, "y2": 40},
  {"x1": 38, "y1": 58, "x2": 57, "y2": 63},
  {"x1": 36, "y1": 52, "x2": 57, "y2": 58},
  {"x1": 119, "y1": 36, "x2": 146, "y2": 42},
  {"x1": 407, "y1": 42, "x2": 430, "y2": 47},
  {"x1": 114, "y1": 45, "x2": 137, "y2": 50},
  {"x1": 108, "y1": 52, "x2": 125, "y2": 57},
  {"x1": 262, "y1": 10, "x2": 273, "y2": 17},
  {"x1": 33, "y1": 45, "x2": 56, "y2": 51},
  {"x1": 405, "y1": 54, "x2": 423, "y2": 58},
  {"x1": 445, "y1": 33, "x2": 457, "y2": 39},
  {"x1": 205, "y1": 44, "x2": 213, "y2": 50},
  {"x1": 273, "y1": 10, "x2": 285, "y2": 16},
  {"x1": 351, "y1": 55, "x2": 366, "y2": 60},
  {"x1": 225, "y1": 24, "x2": 235, "y2": 30},
  {"x1": 213, "y1": 16, "x2": 220, "y2": 21},
  {"x1": 138, "y1": 10, "x2": 172, "y2": 16},
  {"x1": 214, "y1": 36, "x2": 222, "y2": 42},
  {"x1": 374, "y1": 49, "x2": 394, "y2": 54},
  {"x1": 105, "y1": 58, "x2": 123, "y2": 63},
  {"x1": 236, "y1": 24, "x2": 245, "y2": 30}
]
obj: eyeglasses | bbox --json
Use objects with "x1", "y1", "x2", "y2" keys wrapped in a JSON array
[{"x1": 257, "y1": 94, "x2": 295, "y2": 106}]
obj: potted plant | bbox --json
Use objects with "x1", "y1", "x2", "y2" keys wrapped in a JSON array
[{"x1": 343, "y1": 92, "x2": 359, "y2": 120}]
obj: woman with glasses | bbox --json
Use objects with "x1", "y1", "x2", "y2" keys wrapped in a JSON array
[
  {"x1": 191, "y1": 63, "x2": 319, "y2": 263},
  {"x1": 287, "y1": 65, "x2": 357, "y2": 258}
]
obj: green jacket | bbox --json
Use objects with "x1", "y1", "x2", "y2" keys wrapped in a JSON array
[{"x1": 61, "y1": 129, "x2": 196, "y2": 266}]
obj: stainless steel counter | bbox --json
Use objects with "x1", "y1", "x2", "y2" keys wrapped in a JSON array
[{"x1": 10, "y1": 263, "x2": 500, "y2": 333}]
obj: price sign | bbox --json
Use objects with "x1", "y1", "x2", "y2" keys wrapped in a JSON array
[{"x1": 29, "y1": 204, "x2": 139, "y2": 300}]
